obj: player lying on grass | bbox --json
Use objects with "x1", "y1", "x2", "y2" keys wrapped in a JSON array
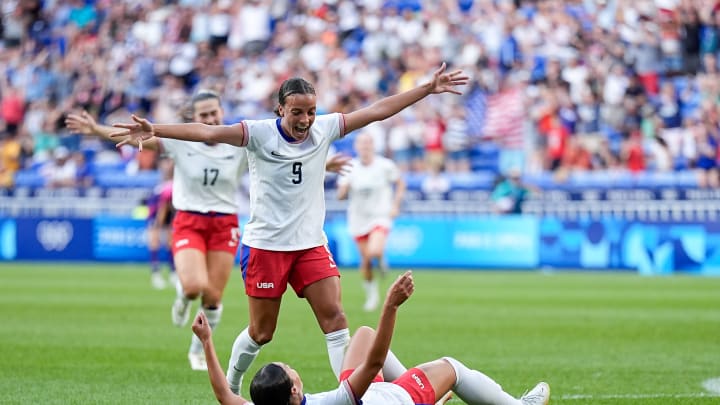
[{"x1": 191, "y1": 271, "x2": 550, "y2": 405}]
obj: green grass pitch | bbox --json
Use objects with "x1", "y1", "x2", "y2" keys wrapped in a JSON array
[{"x1": 1, "y1": 263, "x2": 719, "y2": 404}]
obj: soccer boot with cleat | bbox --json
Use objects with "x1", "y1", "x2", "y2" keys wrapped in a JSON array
[
  {"x1": 188, "y1": 351, "x2": 208, "y2": 371},
  {"x1": 519, "y1": 382, "x2": 550, "y2": 405},
  {"x1": 151, "y1": 272, "x2": 167, "y2": 290},
  {"x1": 171, "y1": 297, "x2": 191, "y2": 327}
]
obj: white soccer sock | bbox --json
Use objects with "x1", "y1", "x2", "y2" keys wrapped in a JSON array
[
  {"x1": 226, "y1": 327, "x2": 261, "y2": 395},
  {"x1": 382, "y1": 350, "x2": 408, "y2": 381},
  {"x1": 363, "y1": 280, "x2": 378, "y2": 300},
  {"x1": 443, "y1": 357, "x2": 520, "y2": 405},
  {"x1": 189, "y1": 305, "x2": 223, "y2": 354},
  {"x1": 325, "y1": 328, "x2": 350, "y2": 378}
]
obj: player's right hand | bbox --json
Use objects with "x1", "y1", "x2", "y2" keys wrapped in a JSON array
[{"x1": 65, "y1": 110, "x2": 97, "y2": 135}]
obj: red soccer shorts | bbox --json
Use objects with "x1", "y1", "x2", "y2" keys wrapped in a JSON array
[
  {"x1": 392, "y1": 368, "x2": 436, "y2": 405},
  {"x1": 171, "y1": 210, "x2": 240, "y2": 256},
  {"x1": 242, "y1": 245, "x2": 340, "y2": 298},
  {"x1": 353, "y1": 225, "x2": 390, "y2": 243}
]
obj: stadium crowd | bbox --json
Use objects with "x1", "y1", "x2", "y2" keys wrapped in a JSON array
[{"x1": 1, "y1": 0, "x2": 720, "y2": 190}]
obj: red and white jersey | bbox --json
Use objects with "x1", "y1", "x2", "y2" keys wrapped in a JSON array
[
  {"x1": 337, "y1": 156, "x2": 400, "y2": 237},
  {"x1": 160, "y1": 139, "x2": 248, "y2": 214},
  {"x1": 304, "y1": 381, "x2": 413, "y2": 405},
  {"x1": 238, "y1": 113, "x2": 345, "y2": 250}
]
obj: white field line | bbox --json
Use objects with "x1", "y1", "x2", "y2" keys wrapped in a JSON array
[
  {"x1": 559, "y1": 393, "x2": 719, "y2": 400},
  {"x1": 558, "y1": 378, "x2": 720, "y2": 401}
]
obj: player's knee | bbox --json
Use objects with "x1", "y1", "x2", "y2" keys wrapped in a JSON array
[
  {"x1": 183, "y1": 280, "x2": 207, "y2": 299},
  {"x1": 353, "y1": 326, "x2": 375, "y2": 339},
  {"x1": 318, "y1": 308, "x2": 348, "y2": 333},
  {"x1": 249, "y1": 328, "x2": 274, "y2": 345}
]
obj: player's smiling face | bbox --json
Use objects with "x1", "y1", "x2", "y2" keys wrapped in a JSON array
[
  {"x1": 193, "y1": 98, "x2": 224, "y2": 126},
  {"x1": 278, "y1": 93, "x2": 317, "y2": 142}
]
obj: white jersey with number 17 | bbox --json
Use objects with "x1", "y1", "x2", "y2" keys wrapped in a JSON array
[
  {"x1": 160, "y1": 139, "x2": 248, "y2": 214},
  {"x1": 239, "y1": 113, "x2": 345, "y2": 251}
]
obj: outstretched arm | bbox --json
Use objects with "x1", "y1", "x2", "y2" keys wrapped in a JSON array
[
  {"x1": 110, "y1": 115, "x2": 246, "y2": 150},
  {"x1": 65, "y1": 110, "x2": 160, "y2": 151},
  {"x1": 192, "y1": 313, "x2": 251, "y2": 405},
  {"x1": 343, "y1": 64, "x2": 468, "y2": 134},
  {"x1": 346, "y1": 271, "x2": 415, "y2": 398}
]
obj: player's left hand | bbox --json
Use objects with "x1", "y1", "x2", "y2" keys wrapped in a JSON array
[
  {"x1": 191, "y1": 312, "x2": 212, "y2": 342},
  {"x1": 427, "y1": 63, "x2": 469, "y2": 95},
  {"x1": 326, "y1": 153, "x2": 353, "y2": 175},
  {"x1": 386, "y1": 270, "x2": 414, "y2": 308},
  {"x1": 110, "y1": 114, "x2": 156, "y2": 151}
]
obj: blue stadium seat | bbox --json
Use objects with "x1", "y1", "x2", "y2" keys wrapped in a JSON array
[
  {"x1": 674, "y1": 170, "x2": 698, "y2": 188},
  {"x1": 403, "y1": 173, "x2": 425, "y2": 191},
  {"x1": 89, "y1": 161, "x2": 127, "y2": 175},
  {"x1": 14, "y1": 169, "x2": 46, "y2": 188},
  {"x1": 522, "y1": 171, "x2": 557, "y2": 189},
  {"x1": 449, "y1": 171, "x2": 496, "y2": 190},
  {"x1": 634, "y1": 171, "x2": 676, "y2": 189},
  {"x1": 95, "y1": 170, "x2": 160, "y2": 188}
]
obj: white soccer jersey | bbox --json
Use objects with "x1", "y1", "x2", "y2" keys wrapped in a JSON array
[
  {"x1": 239, "y1": 113, "x2": 345, "y2": 250},
  {"x1": 337, "y1": 156, "x2": 400, "y2": 237},
  {"x1": 160, "y1": 139, "x2": 248, "y2": 214},
  {"x1": 304, "y1": 381, "x2": 414, "y2": 405}
]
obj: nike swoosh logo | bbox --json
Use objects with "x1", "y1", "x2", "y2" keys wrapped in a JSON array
[
  {"x1": 187, "y1": 152, "x2": 196, "y2": 157},
  {"x1": 270, "y1": 151, "x2": 284, "y2": 157}
]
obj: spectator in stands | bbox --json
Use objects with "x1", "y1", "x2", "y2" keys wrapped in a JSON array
[
  {"x1": 491, "y1": 169, "x2": 529, "y2": 215},
  {"x1": 649, "y1": 136, "x2": 674, "y2": 172},
  {"x1": 72, "y1": 150, "x2": 93, "y2": 188},
  {"x1": 40, "y1": 146, "x2": 78, "y2": 188},
  {"x1": 557, "y1": 136, "x2": 592, "y2": 180},
  {"x1": 387, "y1": 113, "x2": 425, "y2": 173},
  {"x1": 421, "y1": 159, "x2": 451, "y2": 198},
  {"x1": 694, "y1": 123, "x2": 719, "y2": 188},
  {"x1": 621, "y1": 131, "x2": 647, "y2": 173},
  {"x1": 0, "y1": 131, "x2": 22, "y2": 188},
  {"x1": 442, "y1": 106, "x2": 471, "y2": 173},
  {"x1": 9, "y1": 0, "x2": 720, "y2": 192}
]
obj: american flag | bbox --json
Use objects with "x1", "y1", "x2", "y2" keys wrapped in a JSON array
[{"x1": 480, "y1": 87, "x2": 525, "y2": 150}]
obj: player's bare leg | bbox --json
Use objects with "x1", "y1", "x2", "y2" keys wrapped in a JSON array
[
  {"x1": 172, "y1": 249, "x2": 207, "y2": 327},
  {"x1": 305, "y1": 276, "x2": 350, "y2": 378},
  {"x1": 356, "y1": 240, "x2": 378, "y2": 311},
  {"x1": 226, "y1": 296, "x2": 282, "y2": 394},
  {"x1": 188, "y1": 250, "x2": 233, "y2": 371}
]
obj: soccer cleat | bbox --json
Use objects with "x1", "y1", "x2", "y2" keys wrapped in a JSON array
[
  {"x1": 363, "y1": 294, "x2": 379, "y2": 312},
  {"x1": 151, "y1": 272, "x2": 167, "y2": 290},
  {"x1": 188, "y1": 351, "x2": 208, "y2": 371},
  {"x1": 171, "y1": 297, "x2": 191, "y2": 327},
  {"x1": 520, "y1": 382, "x2": 550, "y2": 405}
]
